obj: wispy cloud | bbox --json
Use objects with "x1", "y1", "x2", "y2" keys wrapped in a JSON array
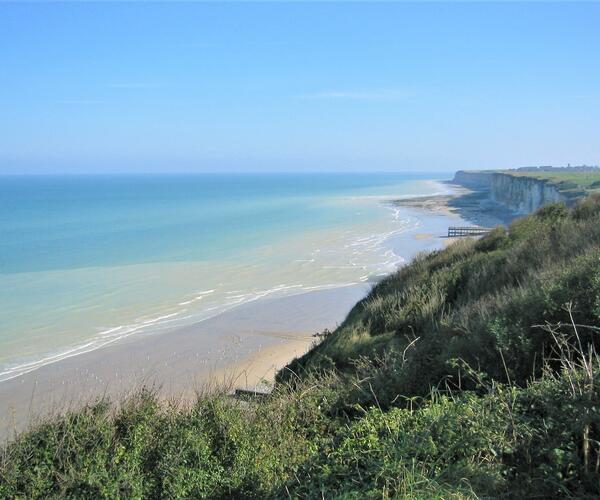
[{"x1": 299, "y1": 89, "x2": 413, "y2": 102}]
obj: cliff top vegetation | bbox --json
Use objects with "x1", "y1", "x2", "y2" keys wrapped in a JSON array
[
  {"x1": 458, "y1": 167, "x2": 600, "y2": 203},
  {"x1": 500, "y1": 169, "x2": 600, "y2": 190}
]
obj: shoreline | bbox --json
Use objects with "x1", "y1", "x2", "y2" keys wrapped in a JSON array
[
  {"x1": 393, "y1": 181, "x2": 517, "y2": 227},
  {"x1": 0, "y1": 181, "x2": 504, "y2": 439},
  {"x1": 0, "y1": 280, "x2": 368, "y2": 385},
  {"x1": 0, "y1": 284, "x2": 370, "y2": 439},
  {"x1": 0, "y1": 184, "x2": 437, "y2": 385}
]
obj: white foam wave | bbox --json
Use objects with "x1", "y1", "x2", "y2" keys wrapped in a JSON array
[
  {"x1": 0, "y1": 184, "x2": 435, "y2": 383},
  {"x1": 178, "y1": 289, "x2": 215, "y2": 305},
  {"x1": 0, "y1": 310, "x2": 186, "y2": 382}
]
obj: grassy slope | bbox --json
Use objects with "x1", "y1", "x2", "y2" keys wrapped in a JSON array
[
  {"x1": 282, "y1": 199, "x2": 600, "y2": 395},
  {"x1": 3, "y1": 197, "x2": 600, "y2": 498},
  {"x1": 499, "y1": 169, "x2": 600, "y2": 189},
  {"x1": 498, "y1": 169, "x2": 600, "y2": 203},
  {"x1": 460, "y1": 168, "x2": 600, "y2": 202}
]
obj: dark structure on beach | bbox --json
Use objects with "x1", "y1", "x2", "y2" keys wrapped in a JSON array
[{"x1": 447, "y1": 226, "x2": 493, "y2": 237}]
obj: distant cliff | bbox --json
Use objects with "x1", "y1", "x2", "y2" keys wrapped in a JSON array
[
  {"x1": 452, "y1": 170, "x2": 494, "y2": 190},
  {"x1": 489, "y1": 173, "x2": 565, "y2": 214},
  {"x1": 452, "y1": 170, "x2": 566, "y2": 214}
]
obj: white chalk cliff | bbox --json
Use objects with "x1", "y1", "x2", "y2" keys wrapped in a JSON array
[{"x1": 453, "y1": 170, "x2": 565, "y2": 214}]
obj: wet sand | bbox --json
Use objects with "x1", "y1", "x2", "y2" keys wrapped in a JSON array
[
  {"x1": 0, "y1": 284, "x2": 371, "y2": 439},
  {"x1": 393, "y1": 183, "x2": 516, "y2": 228},
  {"x1": 393, "y1": 184, "x2": 516, "y2": 250}
]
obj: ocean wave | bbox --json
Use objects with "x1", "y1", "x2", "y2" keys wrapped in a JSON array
[
  {"x1": 177, "y1": 289, "x2": 216, "y2": 306},
  {"x1": 0, "y1": 186, "x2": 434, "y2": 383},
  {"x1": 0, "y1": 310, "x2": 187, "y2": 382},
  {"x1": 0, "y1": 280, "x2": 360, "y2": 383}
]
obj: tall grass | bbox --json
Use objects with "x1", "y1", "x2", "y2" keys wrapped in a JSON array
[{"x1": 283, "y1": 196, "x2": 600, "y2": 398}]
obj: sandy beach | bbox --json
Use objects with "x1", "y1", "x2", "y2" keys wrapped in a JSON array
[
  {"x1": 393, "y1": 183, "x2": 516, "y2": 227},
  {"x1": 0, "y1": 183, "x2": 511, "y2": 440},
  {"x1": 0, "y1": 284, "x2": 372, "y2": 438}
]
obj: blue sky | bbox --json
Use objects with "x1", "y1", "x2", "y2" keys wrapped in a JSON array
[{"x1": 1, "y1": 2, "x2": 599, "y2": 174}]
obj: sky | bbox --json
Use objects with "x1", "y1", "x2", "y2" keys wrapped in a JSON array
[{"x1": 0, "y1": 1, "x2": 599, "y2": 174}]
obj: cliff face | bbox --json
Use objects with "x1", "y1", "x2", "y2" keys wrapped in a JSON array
[
  {"x1": 453, "y1": 170, "x2": 565, "y2": 214},
  {"x1": 489, "y1": 173, "x2": 565, "y2": 214},
  {"x1": 452, "y1": 170, "x2": 494, "y2": 190}
]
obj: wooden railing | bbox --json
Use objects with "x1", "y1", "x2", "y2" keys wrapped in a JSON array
[{"x1": 448, "y1": 226, "x2": 494, "y2": 237}]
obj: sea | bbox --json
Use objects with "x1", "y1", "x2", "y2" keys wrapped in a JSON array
[{"x1": 0, "y1": 172, "x2": 452, "y2": 382}]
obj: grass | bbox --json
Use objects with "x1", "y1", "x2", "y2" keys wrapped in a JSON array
[
  {"x1": 3, "y1": 196, "x2": 600, "y2": 498},
  {"x1": 284, "y1": 198, "x2": 600, "y2": 396},
  {"x1": 499, "y1": 169, "x2": 600, "y2": 189}
]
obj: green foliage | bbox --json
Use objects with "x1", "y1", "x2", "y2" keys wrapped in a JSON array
[
  {"x1": 573, "y1": 193, "x2": 600, "y2": 221},
  {"x1": 288, "y1": 361, "x2": 600, "y2": 498},
  {"x1": 0, "y1": 390, "x2": 318, "y2": 498},
  {"x1": 6, "y1": 364, "x2": 598, "y2": 499},
  {"x1": 285, "y1": 201, "x2": 600, "y2": 397},
  {"x1": 3, "y1": 198, "x2": 600, "y2": 498},
  {"x1": 501, "y1": 170, "x2": 600, "y2": 189}
]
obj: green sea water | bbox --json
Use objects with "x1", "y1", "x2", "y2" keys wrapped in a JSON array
[{"x1": 0, "y1": 172, "x2": 451, "y2": 381}]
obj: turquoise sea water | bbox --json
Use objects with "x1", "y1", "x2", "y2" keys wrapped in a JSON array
[{"x1": 0, "y1": 173, "x2": 450, "y2": 381}]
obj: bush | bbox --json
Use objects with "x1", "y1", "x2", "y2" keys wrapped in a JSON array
[{"x1": 289, "y1": 201, "x2": 600, "y2": 396}]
